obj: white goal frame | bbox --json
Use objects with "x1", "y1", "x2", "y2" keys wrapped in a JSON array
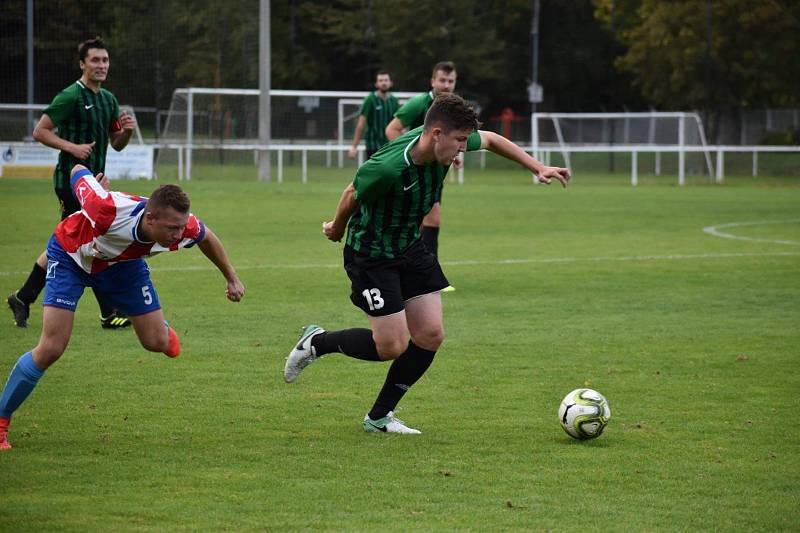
[{"x1": 531, "y1": 112, "x2": 714, "y2": 185}]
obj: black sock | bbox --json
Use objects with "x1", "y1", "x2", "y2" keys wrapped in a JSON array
[
  {"x1": 16, "y1": 263, "x2": 47, "y2": 305},
  {"x1": 312, "y1": 328, "x2": 380, "y2": 361},
  {"x1": 368, "y1": 341, "x2": 436, "y2": 420},
  {"x1": 421, "y1": 226, "x2": 439, "y2": 257},
  {"x1": 94, "y1": 290, "x2": 118, "y2": 318}
]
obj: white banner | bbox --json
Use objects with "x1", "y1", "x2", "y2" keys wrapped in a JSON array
[{"x1": 0, "y1": 143, "x2": 154, "y2": 180}]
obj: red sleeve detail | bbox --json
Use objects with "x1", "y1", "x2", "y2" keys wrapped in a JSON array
[
  {"x1": 73, "y1": 175, "x2": 117, "y2": 234},
  {"x1": 110, "y1": 118, "x2": 122, "y2": 133},
  {"x1": 182, "y1": 215, "x2": 201, "y2": 240}
]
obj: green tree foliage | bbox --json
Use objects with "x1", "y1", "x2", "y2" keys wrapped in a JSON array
[{"x1": 602, "y1": 0, "x2": 800, "y2": 110}]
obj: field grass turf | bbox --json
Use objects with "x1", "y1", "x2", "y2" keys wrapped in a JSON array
[{"x1": 1, "y1": 166, "x2": 798, "y2": 530}]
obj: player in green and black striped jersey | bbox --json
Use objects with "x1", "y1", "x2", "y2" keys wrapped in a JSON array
[
  {"x1": 385, "y1": 61, "x2": 458, "y2": 287},
  {"x1": 283, "y1": 94, "x2": 571, "y2": 434},
  {"x1": 7, "y1": 37, "x2": 137, "y2": 331},
  {"x1": 348, "y1": 71, "x2": 399, "y2": 160}
]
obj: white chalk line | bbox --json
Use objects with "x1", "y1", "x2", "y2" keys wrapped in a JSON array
[
  {"x1": 703, "y1": 219, "x2": 800, "y2": 246},
  {"x1": 1, "y1": 250, "x2": 798, "y2": 277}
]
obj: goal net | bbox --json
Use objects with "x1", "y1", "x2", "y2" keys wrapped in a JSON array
[
  {"x1": 156, "y1": 88, "x2": 415, "y2": 179},
  {"x1": 531, "y1": 112, "x2": 714, "y2": 181}
]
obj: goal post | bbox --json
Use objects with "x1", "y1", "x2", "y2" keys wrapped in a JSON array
[{"x1": 531, "y1": 111, "x2": 714, "y2": 185}]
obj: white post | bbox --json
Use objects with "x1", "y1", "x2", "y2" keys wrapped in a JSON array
[
  {"x1": 177, "y1": 146, "x2": 183, "y2": 181},
  {"x1": 678, "y1": 114, "x2": 685, "y2": 186},
  {"x1": 655, "y1": 152, "x2": 661, "y2": 175},
  {"x1": 631, "y1": 150, "x2": 638, "y2": 186},
  {"x1": 458, "y1": 162, "x2": 464, "y2": 185},
  {"x1": 258, "y1": 0, "x2": 272, "y2": 181},
  {"x1": 716, "y1": 149, "x2": 724, "y2": 183},
  {"x1": 480, "y1": 150, "x2": 486, "y2": 170},
  {"x1": 186, "y1": 89, "x2": 193, "y2": 181},
  {"x1": 277, "y1": 148, "x2": 283, "y2": 183},
  {"x1": 752, "y1": 151, "x2": 758, "y2": 178},
  {"x1": 302, "y1": 149, "x2": 308, "y2": 184},
  {"x1": 357, "y1": 148, "x2": 364, "y2": 167},
  {"x1": 325, "y1": 141, "x2": 332, "y2": 168}
]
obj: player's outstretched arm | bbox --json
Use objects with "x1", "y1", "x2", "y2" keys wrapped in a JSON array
[
  {"x1": 478, "y1": 130, "x2": 571, "y2": 187},
  {"x1": 322, "y1": 183, "x2": 357, "y2": 242},
  {"x1": 197, "y1": 228, "x2": 245, "y2": 302}
]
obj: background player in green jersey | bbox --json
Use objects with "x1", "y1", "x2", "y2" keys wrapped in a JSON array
[
  {"x1": 348, "y1": 71, "x2": 399, "y2": 160},
  {"x1": 7, "y1": 37, "x2": 136, "y2": 330},
  {"x1": 284, "y1": 94, "x2": 570, "y2": 434},
  {"x1": 385, "y1": 61, "x2": 458, "y2": 288}
]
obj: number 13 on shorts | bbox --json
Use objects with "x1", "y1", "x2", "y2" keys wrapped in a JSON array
[{"x1": 362, "y1": 288, "x2": 384, "y2": 311}]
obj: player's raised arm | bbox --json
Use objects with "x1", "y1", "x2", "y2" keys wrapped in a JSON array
[
  {"x1": 197, "y1": 227, "x2": 245, "y2": 302},
  {"x1": 110, "y1": 110, "x2": 136, "y2": 151},
  {"x1": 478, "y1": 130, "x2": 571, "y2": 187}
]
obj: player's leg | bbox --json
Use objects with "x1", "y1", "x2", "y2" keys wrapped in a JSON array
[
  {"x1": 128, "y1": 309, "x2": 179, "y2": 357},
  {"x1": 364, "y1": 292, "x2": 443, "y2": 430},
  {"x1": 0, "y1": 235, "x2": 84, "y2": 450},
  {"x1": 7, "y1": 251, "x2": 48, "y2": 328},
  {"x1": 100, "y1": 260, "x2": 177, "y2": 357}
]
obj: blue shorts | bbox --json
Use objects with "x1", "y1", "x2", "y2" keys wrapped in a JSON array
[{"x1": 43, "y1": 236, "x2": 161, "y2": 316}]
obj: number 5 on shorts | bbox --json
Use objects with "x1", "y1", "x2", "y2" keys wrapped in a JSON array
[
  {"x1": 142, "y1": 286, "x2": 153, "y2": 305},
  {"x1": 362, "y1": 288, "x2": 384, "y2": 311}
]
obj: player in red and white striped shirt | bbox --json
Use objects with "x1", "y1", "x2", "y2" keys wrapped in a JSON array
[{"x1": 0, "y1": 165, "x2": 245, "y2": 450}]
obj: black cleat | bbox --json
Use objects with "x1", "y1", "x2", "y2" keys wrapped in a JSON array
[
  {"x1": 100, "y1": 312, "x2": 132, "y2": 329},
  {"x1": 7, "y1": 292, "x2": 30, "y2": 328}
]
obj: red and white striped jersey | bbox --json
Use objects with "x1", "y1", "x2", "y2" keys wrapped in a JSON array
[{"x1": 54, "y1": 168, "x2": 205, "y2": 274}]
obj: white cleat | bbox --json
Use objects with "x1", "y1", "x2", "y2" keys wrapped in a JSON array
[
  {"x1": 284, "y1": 324, "x2": 325, "y2": 383},
  {"x1": 363, "y1": 411, "x2": 421, "y2": 434}
]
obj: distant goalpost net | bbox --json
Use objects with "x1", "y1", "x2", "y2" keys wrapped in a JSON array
[
  {"x1": 157, "y1": 88, "x2": 415, "y2": 180},
  {"x1": 531, "y1": 112, "x2": 714, "y2": 185}
]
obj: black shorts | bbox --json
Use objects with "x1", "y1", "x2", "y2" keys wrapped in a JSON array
[
  {"x1": 55, "y1": 187, "x2": 81, "y2": 220},
  {"x1": 344, "y1": 240, "x2": 449, "y2": 317}
]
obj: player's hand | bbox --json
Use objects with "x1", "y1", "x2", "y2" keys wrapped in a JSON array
[
  {"x1": 453, "y1": 152, "x2": 464, "y2": 169},
  {"x1": 96, "y1": 172, "x2": 110, "y2": 191},
  {"x1": 119, "y1": 111, "x2": 136, "y2": 131},
  {"x1": 347, "y1": 147, "x2": 358, "y2": 159},
  {"x1": 71, "y1": 141, "x2": 95, "y2": 160},
  {"x1": 225, "y1": 277, "x2": 245, "y2": 302},
  {"x1": 323, "y1": 221, "x2": 345, "y2": 242},
  {"x1": 536, "y1": 166, "x2": 571, "y2": 188}
]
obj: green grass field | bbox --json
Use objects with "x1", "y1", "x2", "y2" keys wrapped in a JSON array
[{"x1": 1, "y1": 166, "x2": 799, "y2": 531}]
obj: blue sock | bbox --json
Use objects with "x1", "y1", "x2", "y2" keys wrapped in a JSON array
[{"x1": 0, "y1": 352, "x2": 45, "y2": 419}]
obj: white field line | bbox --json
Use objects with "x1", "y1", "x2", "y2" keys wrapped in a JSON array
[
  {"x1": 703, "y1": 219, "x2": 800, "y2": 246},
  {"x1": 1, "y1": 250, "x2": 798, "y2": 277}
]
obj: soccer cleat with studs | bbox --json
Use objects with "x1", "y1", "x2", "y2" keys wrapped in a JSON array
[
  {"x1": 284, "y1": 324, "x2": 325, "y2": 383},
  {"x1": 363, "y1": 411, "x2": 421, "y2": 434},
  {"x1": 7, "y1": 292, "x2": 30, "y2": 328},
  {"x1": 100, "y1": 311, "x2": 132, "y2": 329}
]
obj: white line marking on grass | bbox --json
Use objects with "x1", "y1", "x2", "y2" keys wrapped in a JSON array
[
  {"x1": 1, "y1": 251, "x2": 798, "y2": 277},
  {"x1": 703, "y1": 219, "x2": 800, "y2": 246}
]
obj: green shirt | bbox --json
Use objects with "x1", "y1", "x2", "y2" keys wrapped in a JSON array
[
  {"x1": 43, "y1": 80, "x2": 120, "y2": 189},
  {"x1": 359, "y1": 91, "x2": 400, "y2": 152},
  {"x1": 393, "y1": 91, "x2": 434, "y2": 129},
  {"x1": 346, "y1": 126, "x2": 482, "y2": 258}
]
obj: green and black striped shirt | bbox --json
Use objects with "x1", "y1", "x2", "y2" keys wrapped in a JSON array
[
  {"x1": 43, "y1": 80, "x2": 120, "y2": 189},
  {"x1": 359, "y1": 91, "x2": 399, "y2": 152},
  {"x1": 393, "y1": 91, "x2": 434, "y2": 129},
  {"x1": 346, "y1": 126, "x2": 482, "y2": 258}
]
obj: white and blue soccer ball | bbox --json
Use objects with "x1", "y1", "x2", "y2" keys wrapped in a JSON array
[{"x1": 558, "y1": 388, "x2": 611, "y2": 440}]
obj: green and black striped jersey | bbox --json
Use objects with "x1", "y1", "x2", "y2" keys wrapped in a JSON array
[
  {"x1": 346, "y1": 126, "x2": 482, "y2": 258},
  {"x1": 393, "y1": 91, "x2": 434, "y2": 129},
  {"x1": 360, "y1": 91, "x2": 399, "y2": 152},
  {"x1": 43, "y1": 80, "x2": 120, "y2": 189}
]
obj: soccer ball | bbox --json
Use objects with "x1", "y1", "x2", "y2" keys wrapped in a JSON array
[{"x1": 558, "y1": 388, "x2": 611, "y2": 440}]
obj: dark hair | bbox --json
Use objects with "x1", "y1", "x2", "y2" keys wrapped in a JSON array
[
  {"x1": 423, "y1": 93, "x2": 480, "y2": 133},
  {"x1": 431, "y1": 61, "x2": 456, "y2": 77},
  {"x1": 375, "y1": 70, "x2": 391, "y2": 79},
  {"x1": 78, "y1": 37, "x2": 107, "y2": 62},
  {"x1": 147, "y1": 184, "x2": 190, "y2": 215}
]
